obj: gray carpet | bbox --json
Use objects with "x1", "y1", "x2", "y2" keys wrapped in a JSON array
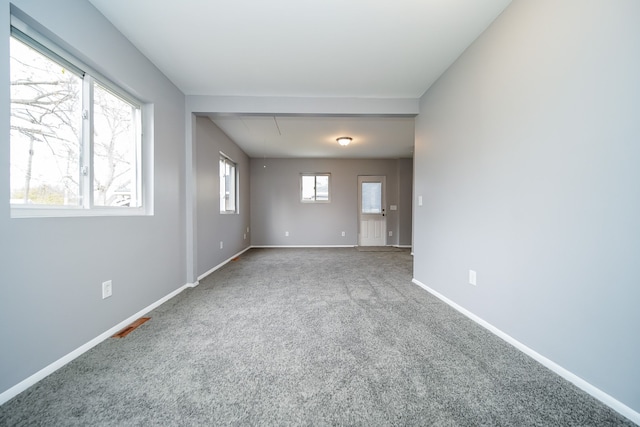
[
  {"x1": 0, "y1": 248, "x2": 635, "y2": 426},
  {"x1": 356, "y1": 246, "x2": 404, "y2": 252}
]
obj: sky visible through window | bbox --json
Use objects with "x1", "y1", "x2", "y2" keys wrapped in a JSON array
[{"x1": 10, "y1": 35, "x2": 141, "y2": 208}]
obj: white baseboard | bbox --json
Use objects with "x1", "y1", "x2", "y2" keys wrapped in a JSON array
[
  {"x1": 411, "y1": 278, "x2": 640, "y2": 425},
  {"x1": 197, "y1": 246, "x2": 252, "y2": 282},
  {"x1": 1, "y1": 246, "x2": 254, "y2": 405},
  {"x1": 0, "y1": 283, "x2": 192, "y2": 406},
  {"x1": 251, "y1": 245, "x2": 356, "y2": 248}
]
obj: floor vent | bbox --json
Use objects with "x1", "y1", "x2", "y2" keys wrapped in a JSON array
[{"x1": 112, "y1": 317, "x2": 150, "y2": 338}]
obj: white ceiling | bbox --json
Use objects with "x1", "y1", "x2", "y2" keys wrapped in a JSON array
[
  {"x1": 89, "y1": 0, "x2": 512, "y2": 158},
  {"x1": 208, "y1": 115, "x2": 415, "y2": 158}
]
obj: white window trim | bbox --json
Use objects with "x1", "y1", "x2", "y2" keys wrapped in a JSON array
[
  {"x1": 9, "y1": 12, "x2": 152, "y2": 218},
  {"x1": 300, "y1": 173, "x2": 331, "y2": 203}
]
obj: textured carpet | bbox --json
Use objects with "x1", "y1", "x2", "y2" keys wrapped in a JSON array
[
  {"x1": 356, "y1": 246, "x2": 404, "y2": 252},
  {"x1": 0, "y1": 248, "x2": 635, "y2": 426}
]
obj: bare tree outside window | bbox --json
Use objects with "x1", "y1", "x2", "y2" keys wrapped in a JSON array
[
  {"x1": 10, "y1": 36, "x2": 82, "y2": 206},
  {"x1": 93, "y1": 83, "x2": 139, "y2": 207},
  {"x1": 10, "y1": 33, "x2": 142, "y2": 210}
]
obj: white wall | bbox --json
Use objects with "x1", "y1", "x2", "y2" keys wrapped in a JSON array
[
  {"x1": 195, "y1": 117, "x2": 250, "y2": 277},
  {"x1": 250, "y1": 158, "x2": 412, "y2": 247},
  {"x1": 414, "y1": 0, "x2": 640, "y2": 415},
  {"x1": 0, "y1": 0, "x2": 186, "y2": 396}
]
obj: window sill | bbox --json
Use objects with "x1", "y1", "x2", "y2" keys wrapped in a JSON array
[{"x1": 10, "y1": 206, "x2": 149, "y2": 219}]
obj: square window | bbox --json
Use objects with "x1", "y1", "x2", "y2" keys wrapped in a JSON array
[{"x1": 301, "y1": 174, "x2": 330, "y2": 202}]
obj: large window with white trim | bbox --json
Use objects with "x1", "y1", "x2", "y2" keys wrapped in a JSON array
[{"x1": 9, "y1": 17, "x2": 145, "y2": 215}]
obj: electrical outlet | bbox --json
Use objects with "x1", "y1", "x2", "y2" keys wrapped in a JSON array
[
  {"x1": 102, "y1": 280, "x2": 112, "y2": 299},
  {"x1": 469, "y1": 270, "x2": 477, "y2": 286},
  {"x1": 244, "y1": 233, "x2": 246, "y2": 240},
  {"x1": 246, "y1": 227, "x2": 250, "y2": 233},
  {"x1": 388, "y1": 231, "x2": 393, "y2": 237},
  {"x1": 285, "y1": 231, "x2": 289, "y2": 237},
  {"x1": 418, "y1": 196, "x2": 423, "y2": 206},
  {"x1": 341, "y1": 231, "x2": 346, "y2": 237},
  {"x1": 220, "y1": 241, "x2": 223, "y2": 249}
]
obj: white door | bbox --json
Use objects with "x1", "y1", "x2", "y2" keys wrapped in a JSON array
[{"x1": 358, "y1": 176, "x2": 386, "y2": 246}]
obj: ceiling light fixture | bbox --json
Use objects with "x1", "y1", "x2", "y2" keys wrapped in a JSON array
[{"x1": 337, "y1": 137, "x2": 352, "y2": 146}]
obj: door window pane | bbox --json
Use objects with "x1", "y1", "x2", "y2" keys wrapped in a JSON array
[{"x1": 362, "y1": 182, "x2": 382, "y2": 213}]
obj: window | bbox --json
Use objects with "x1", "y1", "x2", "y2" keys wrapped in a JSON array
[
  {"x1": 301, "y1": 174, "x2": 330, "y2": 202},
  {"x1": 220, "y1": 154, "x2": 237, "y2": 213},
  {"x1": 361, "y1": 182, "x2": 382, "y2": 213},
  {"x1": 9, "y1": 18, "x2": 144, "y2": 216}
]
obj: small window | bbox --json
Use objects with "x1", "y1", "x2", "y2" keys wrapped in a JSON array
[
  {"x1": 301, "y1": 174, "x2": 330, "y2": 203},
  {"x1": 9, "y1": 17, "x2": 145, "y2": 216},
  {"x1": 220, "y1": 154, "x2": 237, "y2": 213}
]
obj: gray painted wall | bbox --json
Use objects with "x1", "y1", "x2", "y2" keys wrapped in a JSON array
[
  {"x1": 250, "y1": 158, "x2": 412, "y2": 247},
  {"x1": 413, "y1": 0, "x2": 640, "y2": 413},
  {"x1": 0, "y1": 0, "x2": 186, "y2": 395},
  {"x1": 195, "y1": 117, "x2": 250, "y2": 277},
  {"x1": 397, "y1": 158, "x2": 413, "y2": 247}
]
